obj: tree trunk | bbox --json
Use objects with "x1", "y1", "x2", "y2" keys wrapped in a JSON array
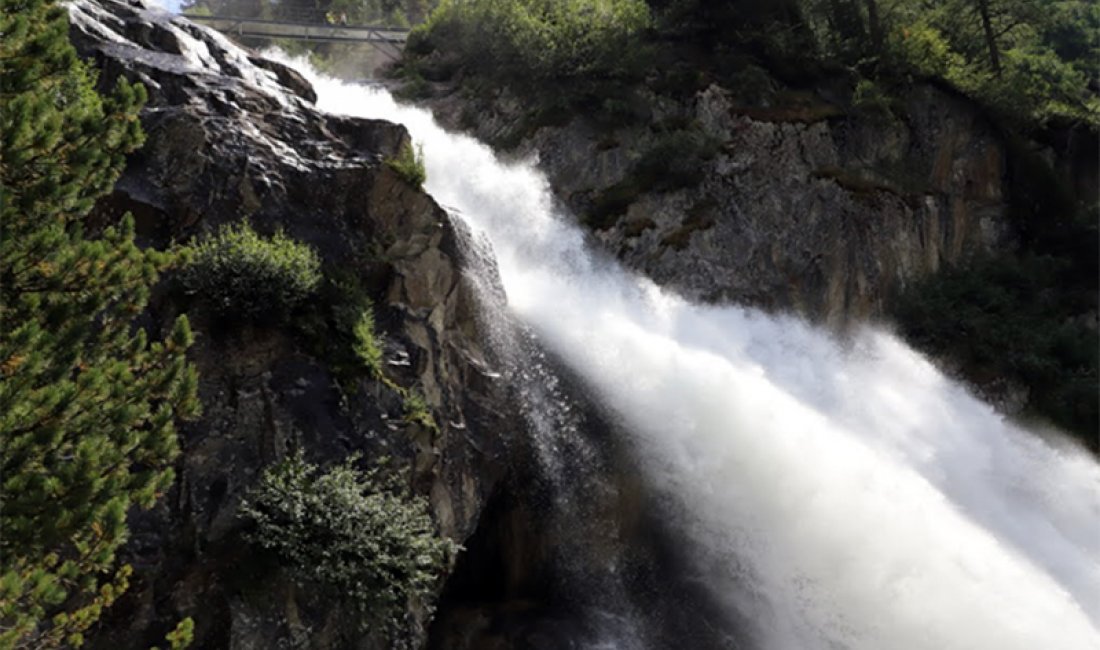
[
  {"x1": 864, "y1": 0, "x2": 883, "y2": 53},
  {"x1": 977, "y1": 0, "x2": 1002, "y2": 75}
]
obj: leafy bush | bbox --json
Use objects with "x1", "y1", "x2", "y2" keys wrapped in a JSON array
[
  {"x1": 851, "y1": 78, "x2": 894, "y2": 116},
  {"x1": 181, "y1": 222, "x2": 321, "y2": 321},
  {"x1": 401, "y1": 388, "x2": 436, "y2": 430},
  {"x1": 151, "y1": 618, "x2": 195, "y2": 650},
  {"x1": 385, "y1": 141, "x2": 427, "y2": 189},
  {"x1": 294, "y1": 270, "x2": 387, "y2": 384},
  {"x1": 352, "y1": 306, "x2": 385, "y2": 378},
  {"x1": 239, "y1": 452, "x2": 457, "y2": 633}
]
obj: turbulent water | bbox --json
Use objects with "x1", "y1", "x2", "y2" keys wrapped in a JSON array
[{"x1": 280, "y1": 58, "x2": 1100, "y2": 649}]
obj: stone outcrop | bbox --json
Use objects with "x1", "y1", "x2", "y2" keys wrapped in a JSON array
[
  {"x1": 422, "y1": 81, "x2": 1014, "y2": 328},
  {"x1": 68, "y1": 2, "x2": 516, "y2": 647}
]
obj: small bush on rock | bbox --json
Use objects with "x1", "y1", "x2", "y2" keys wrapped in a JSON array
[
  {"x1": 385, "y1": 141, "x2": 427, "y2": 189},
  {"x1": 239, "y1": 452, "x2": 456, "y2": 633},
  {"x1": 352, "y1": 306, "x2": 385, "y2": 378},
  {"x1": 181, "y1": 222, "x2": 321, "y2": 321}
]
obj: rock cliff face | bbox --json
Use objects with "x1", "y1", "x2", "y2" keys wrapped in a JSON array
[
  {"x1": 68, "y1": 2, "x2": 516, "y2": 647},
  {"x1": 423, "y1": 82, "x2": 1013, "y2": 327}
]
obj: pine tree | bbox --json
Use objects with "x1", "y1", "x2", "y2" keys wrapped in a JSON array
[{"x1": 0, "y1": 0, "x2": 200, "y2": 646}]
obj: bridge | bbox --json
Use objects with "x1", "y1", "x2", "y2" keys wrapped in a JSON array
[{"x1": 185, "y1": 12, "x2": 409, "y2": 59}]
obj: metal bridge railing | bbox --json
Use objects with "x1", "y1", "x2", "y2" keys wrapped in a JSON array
[{"x1": 183, "y1": 6, "x2": 411, "y2": 31}]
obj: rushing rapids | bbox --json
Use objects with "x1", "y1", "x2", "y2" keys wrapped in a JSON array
[{"x1": 278, "y1": 57, "x2": 1100, "y2": 650}]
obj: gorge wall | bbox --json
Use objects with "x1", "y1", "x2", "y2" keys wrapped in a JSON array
[{"x1": 421, "y1": 80, "x2": 1016, "y2": 328}]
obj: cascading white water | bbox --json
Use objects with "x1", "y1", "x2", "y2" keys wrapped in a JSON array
[{"x1": 280, "y1": 58, "x2": 1100, "y2": 649}]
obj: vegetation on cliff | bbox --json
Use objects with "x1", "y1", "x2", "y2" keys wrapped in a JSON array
[
  {"x1": 239, "y1": 452, "x2": 457, "y2": 635},
  {"x1": 401, "y1": 0, "x2": 652, "y2": 124},
  {"x1": 0, "y1": 0, "x2": 199, "y2": 644},
  {"x1": 407, "y1": 0, "x2": 651, "y2": 85},
  {"x1": 385, "y1": 140, "x2": 428, "y2": 189},
  {"x1": 180, "y1": 222, "x2": 323, "y2": 322}
]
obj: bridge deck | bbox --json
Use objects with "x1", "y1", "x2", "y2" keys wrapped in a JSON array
[{"x1": 186, "y1": 15, "x2": 409, "y2": 45}]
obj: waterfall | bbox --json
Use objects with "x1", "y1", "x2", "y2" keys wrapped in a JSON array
[{"x1": 280, "y1": 58, "x2": 1100, "y2": 649}]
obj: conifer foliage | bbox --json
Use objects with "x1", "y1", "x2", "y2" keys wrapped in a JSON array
[{"x1": 0, "y1": 0, "x2": 200, "y2": 646}]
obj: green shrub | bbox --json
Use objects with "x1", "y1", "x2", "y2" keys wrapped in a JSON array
[
  {"x1": 150, "y1": 618, "x2": 195, "y2": 650},
  {"x1": 401, "y1": 388, "x2": 437, "y2": 430},
  {"x1": 181, "y1": 222, "x2": 321, "y2": 321},
  {"x1": 385, "y1": 141, "x2": 427, "y2": 189},
  {"x1": 239, "y1": 452, "x2": 457, "y2": 633},
  {"x1": 726, "y1": 64, "x2": 777, "y2": 105},
  {"x1": 352, "y1": 306, "x2": 385, "y2": 378},
  {"x1": 294, "y1": 270, "x2": 387, "y2": 384},
  {"x1": 851, "y1": 78, "x2": 894, "y2": 117},
  {"x1": 401, "y1": 0, "x2": 655, "y2": 138}
]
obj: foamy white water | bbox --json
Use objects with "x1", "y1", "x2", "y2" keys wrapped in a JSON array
[{"x1": 280, "y1": 57, "x2": 1100, "y2": 649}]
